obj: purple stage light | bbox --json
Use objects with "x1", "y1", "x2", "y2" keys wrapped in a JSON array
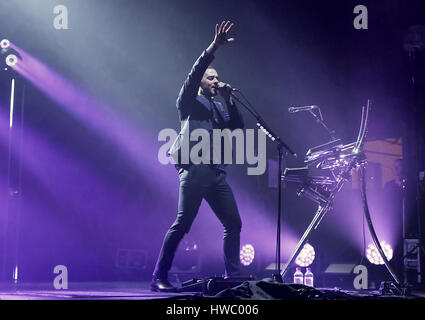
[
  {"x1": 10, "y1": 44, "x2": 177, "y2": 188},
  {"x1": 295, "y1": 243, "x2": 315, "y2": 267},
  {"x1": 366, "y1": 241, "x2": 393, "y2": 265},
  {"x1": 5, "y1": 54, "x2": 18, "y2": 67},
  {"x1": 240, "y1": 244, "x2": 255, "y2": 266},
  {"x1": 1, "y1": 39, "x2": 10, "y2": 49}
]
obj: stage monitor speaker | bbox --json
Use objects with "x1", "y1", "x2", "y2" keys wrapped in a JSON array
[{"x1": 320, "y1": 263, "x2": 357, "y2": 289}]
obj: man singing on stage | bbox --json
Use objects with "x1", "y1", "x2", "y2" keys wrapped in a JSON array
[{"x1": 151, "y1": 21, "x2": 244, "y2": 292}]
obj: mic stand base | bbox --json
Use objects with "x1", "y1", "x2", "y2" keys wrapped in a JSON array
[{"x1": 272, "y1": 273, "x2": 283, "y2": 283}]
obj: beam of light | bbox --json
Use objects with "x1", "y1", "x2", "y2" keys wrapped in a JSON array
[
  {"x1": 9, "y1": 43, "x2": 177, "y2": 194},
  {"x1": 0, "y1": 105, "x2": 172, "y2": 262},
  {"x1": 328, "y1": 186, "x2": 399, "y2": 257},
  {"x1": 9, "y1": 78, "x2": 15, "y2": 129},
  {"x1": 0, "y1": 106, "x2": 113, "y2": 211}
]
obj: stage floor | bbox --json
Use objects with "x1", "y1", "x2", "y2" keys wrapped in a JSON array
[
  {"x1": 0, "y1": 282, "x2": 186, "y2": 300},
  {"x1": 0, "y1": 281, "x2": 424, "y2": 300}
]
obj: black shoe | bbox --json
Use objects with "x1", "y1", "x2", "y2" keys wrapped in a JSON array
[{"x1": 150, "y1": 278, "x2": 177, "y2": 292}]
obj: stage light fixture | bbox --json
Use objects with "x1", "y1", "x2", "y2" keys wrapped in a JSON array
[
  {"x1": 5, "y1": 54, "x2": 18, "y2": 67},
  {"x1": 1, "y1": 39, "x2": 10, "y2": 49},
  {"x1": 1, "y1": 48, "x2": 22, "y2": 69},
  {"x1": 366, "y1": 240, "x2": 393, "y2": 265},
  {"x1": 295, "y1": 243, "x2": 315, "y2": 267},
  {"x1": 240, "y1": 244, "x2": 255, "y2": 266}
]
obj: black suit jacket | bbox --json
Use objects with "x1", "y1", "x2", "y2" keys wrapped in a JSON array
[{"x1": 169, "y1": 50, "x2": 244, "y2": 168}]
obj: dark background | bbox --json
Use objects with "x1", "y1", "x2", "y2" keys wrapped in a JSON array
[{"x1": 0, "y1": 0, "x2": 424, "y2": 285}]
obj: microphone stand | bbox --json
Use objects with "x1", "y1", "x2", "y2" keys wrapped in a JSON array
[
  {"x1": 308, "y1": 108, "x2": 338, "y2": 141},
  {"x1": 229, "y1": 89, "x2": 296, "y2": 283}
]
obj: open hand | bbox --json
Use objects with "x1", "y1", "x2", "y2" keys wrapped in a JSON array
[{"x1": 213, "y1": 21, "x2": 235, "y2": 46}]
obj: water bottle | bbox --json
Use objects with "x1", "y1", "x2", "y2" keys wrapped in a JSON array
[
  {"x1": 293, "y1": 267, "x2": 304, "y2": 284},
  {"x1": 304, "y1": 267, "x2": 314, "y2": 287}
]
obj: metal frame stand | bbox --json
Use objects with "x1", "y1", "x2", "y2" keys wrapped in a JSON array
[
  {"x1": 280, "y1": 180, "x2": 344, "y2": 279},
  {"x1": 281, "y1": 102, "x2": 406, "y2": 294},
  {"x1": 359, "y1": 165, "x2": 404, "y2": 293},
  {"x1": 281, "y1": 164, "x2": 405, "y2": 293}
]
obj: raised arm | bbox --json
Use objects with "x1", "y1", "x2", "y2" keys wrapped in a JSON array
[
  {"x1": 210, "y1": 22, "x2": 242, "y2": 128},
  {"x1": 177, "y1": 21, "x2": 235, "y2": 110}
]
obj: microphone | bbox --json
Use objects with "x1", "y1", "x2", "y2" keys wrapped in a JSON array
[
  {"x1": 288, "y1": 105, "x2": 318, "y2": 113},
  {"x1": 217, "y1": 82, "x2": 237, "y2": 92}
]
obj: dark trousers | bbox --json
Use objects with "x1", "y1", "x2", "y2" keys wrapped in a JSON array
[{"x1": 153, "y1": 164, "x2": 242, "y2": 279}]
